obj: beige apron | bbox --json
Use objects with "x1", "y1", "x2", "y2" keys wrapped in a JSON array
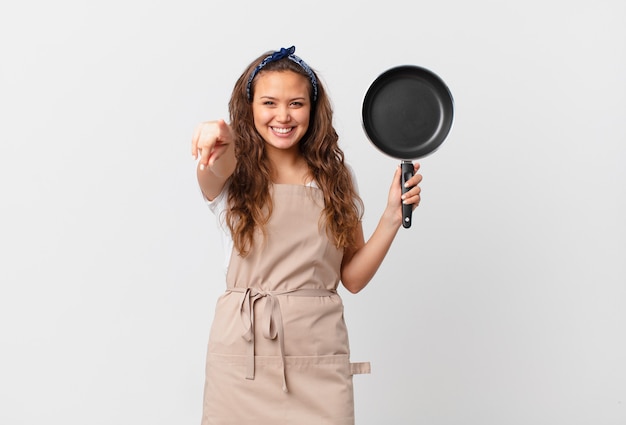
[{"x1": 201, "y1": 184, "x2": 370, "y2": 425}]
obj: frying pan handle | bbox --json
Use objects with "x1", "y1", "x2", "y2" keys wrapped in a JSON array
[{"x1": 401, "y1": 161, "x2": 413, "y2": 229}]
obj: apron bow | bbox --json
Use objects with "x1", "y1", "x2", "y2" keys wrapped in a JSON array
[{"x1": 229, "y1": 286, "x2": 335, "y2": 393}]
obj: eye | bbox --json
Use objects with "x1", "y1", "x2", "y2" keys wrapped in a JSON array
[
  {"x1": 262, "y1": 100, "x2": 275, "y2": 106},
  {"x1": 290, "y1": 101, "x2": 304, "y2": 107}
]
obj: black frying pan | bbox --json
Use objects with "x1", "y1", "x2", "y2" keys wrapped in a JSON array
[{"x1": 362, "y1": 65, "x2": 454, "y2": 228}]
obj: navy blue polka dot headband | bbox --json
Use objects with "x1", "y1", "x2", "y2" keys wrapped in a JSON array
[{"x1": 246, "y1": 46, "x2": 318, "y2": 102}]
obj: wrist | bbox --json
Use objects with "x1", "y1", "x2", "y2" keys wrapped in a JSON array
[{"x1": 381, "y1": 207, "x2": 402, "y2": 230}]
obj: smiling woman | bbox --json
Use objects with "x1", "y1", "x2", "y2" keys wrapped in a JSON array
[{"x1": 190, "y1": 46, "x2": 423, "y2": 424}]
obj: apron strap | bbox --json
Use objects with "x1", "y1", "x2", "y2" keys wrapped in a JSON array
[{"x1": 350, "y1": 362, "x2": 371, "y2": 375}]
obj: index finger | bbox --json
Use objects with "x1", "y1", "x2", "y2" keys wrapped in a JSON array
[{"x1": 191, "y1": 124, "x2": 203, "y2": 158}]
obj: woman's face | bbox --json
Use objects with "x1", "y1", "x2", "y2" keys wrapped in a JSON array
[{"x1": 251, "y1": 70, "x2": 311, "y2": 154}]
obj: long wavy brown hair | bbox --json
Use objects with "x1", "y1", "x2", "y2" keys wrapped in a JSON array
[{"x1": 226, "y1": 50, "x2": 363, "y2": 256}]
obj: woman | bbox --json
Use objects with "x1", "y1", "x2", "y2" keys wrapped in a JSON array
[{"x1": 191, "y1": 46, "x2": 422, "y2": 424}]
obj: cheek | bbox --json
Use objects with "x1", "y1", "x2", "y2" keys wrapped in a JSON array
[
  {"x1": 254, "y1": 109, "x2": 266, "y2": 121},
  {"x1": 295, "y1": 110, "x2": 311, "y2": 127}
]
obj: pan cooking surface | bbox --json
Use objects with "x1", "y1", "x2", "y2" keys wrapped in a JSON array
[{"x1": 362, "y1": 65, "x2": 454, "y2": 159}]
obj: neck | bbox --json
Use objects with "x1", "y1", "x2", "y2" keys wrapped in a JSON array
[{"x1": 266, "y1": 147, "x2": 310, "y2": 185}]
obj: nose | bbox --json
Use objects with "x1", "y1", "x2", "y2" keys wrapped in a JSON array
[{"x1": 276, "y1": 106, "x2": 291, "y2": 123}]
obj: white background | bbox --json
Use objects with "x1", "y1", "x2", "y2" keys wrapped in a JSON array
[{"x1": 1, "y1": 0, "x2": 625, "y2": 424}]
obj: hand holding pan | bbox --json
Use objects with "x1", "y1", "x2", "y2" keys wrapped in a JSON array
[{"x1": 362, "y1": 65, "x2": 454, "y2": 228}]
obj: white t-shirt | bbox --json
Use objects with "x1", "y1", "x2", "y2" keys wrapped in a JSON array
[{"x1": 205, "y1": 164, "x2": 360, "y2": 273}]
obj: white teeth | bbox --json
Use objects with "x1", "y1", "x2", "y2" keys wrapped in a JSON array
[{"x1": 272, "y1": 127, "x2": 292, "y2": 134}]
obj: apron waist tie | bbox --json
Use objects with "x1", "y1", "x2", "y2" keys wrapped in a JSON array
[{"x1": 226, "y1": 287, "x2": 336, "y2": 393}]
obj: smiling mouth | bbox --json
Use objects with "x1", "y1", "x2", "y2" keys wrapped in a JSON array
[{"x1": 271, "y1": 126, "x2": 294, "y2": 134}]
